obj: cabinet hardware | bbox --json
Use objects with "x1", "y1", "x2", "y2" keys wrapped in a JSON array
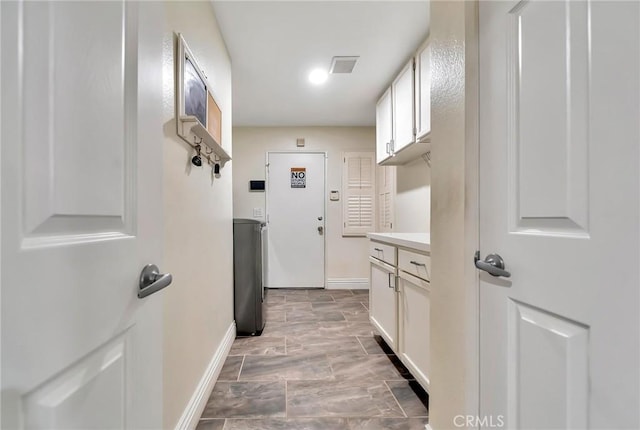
[{"x1": 410, "y1": 260, "x2": 426, "y2": 267}]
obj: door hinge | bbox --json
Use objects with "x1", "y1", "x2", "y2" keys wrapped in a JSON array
[{"x1": 413, "y1": 59, "x2": 416, "y2": 71}]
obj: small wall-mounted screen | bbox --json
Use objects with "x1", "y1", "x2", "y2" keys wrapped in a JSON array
[{"x1": 249, "y1": 180, "x2": 265, "y2": 191}]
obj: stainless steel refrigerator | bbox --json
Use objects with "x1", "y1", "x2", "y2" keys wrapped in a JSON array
[{"x1": 233, "y1": 218, "x2": 266, "y2": 335}]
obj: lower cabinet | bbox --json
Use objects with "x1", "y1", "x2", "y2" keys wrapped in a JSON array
[
  {"x1": 369, "y1": 239, "x2": 431, "y2": 393},
  {"x1": 369, "y1": 258, "x2": 397, "y2": 350},
  {"x1": 398, "y1": 271, "x2": 431, "y2": 391}
]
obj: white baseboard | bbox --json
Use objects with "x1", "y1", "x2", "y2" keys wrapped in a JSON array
[
  {"x1": 174, "y1": 321, "x2": 236, "y2": 430},
  {"x1": 326, "y1": 278, "x2": 369, "y2": 290}
]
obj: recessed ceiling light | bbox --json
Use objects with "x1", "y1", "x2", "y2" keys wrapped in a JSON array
[{"x1": 308, "y1": 68, "x2": 328, "y2": 85}]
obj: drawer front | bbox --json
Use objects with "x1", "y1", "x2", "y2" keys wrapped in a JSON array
[
  {"x1": 398, "y1": 248, "x2": 431, "y2": 282},
  {"x1": 369, "y1": 241, "x2": 397, "y2": 266}
]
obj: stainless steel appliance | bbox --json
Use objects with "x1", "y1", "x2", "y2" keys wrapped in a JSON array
[{"x1": 233, "y1": 218, "x2": 266, "y2": 335}]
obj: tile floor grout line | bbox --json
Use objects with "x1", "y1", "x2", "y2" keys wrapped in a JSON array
[
  {"x1": 384, "y1": 380, "x2": 409, "y2": 418},
  {"x1": 237, "y1": 355, "x2": 247, "y2": 381},
  {"x1": 285, "y1": 380, "x2": 288, "y2": 420},
  {"x1": 354, "y1": 335, "x2": 369, "y2": 355}
]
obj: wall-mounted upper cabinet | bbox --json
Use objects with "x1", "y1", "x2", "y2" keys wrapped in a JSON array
[
  {"x1": 391, "y1": 59, "x2": 416, "y2": 156},
  {"x1": 375, "y1": 87, "x2": 393, "y2": 164},
  {"x1": 415, "y1": 40, "x2": 431, "y2": 142},
  {"x1": 376, "y1": 37, "x2": 431, "y2": 166}
]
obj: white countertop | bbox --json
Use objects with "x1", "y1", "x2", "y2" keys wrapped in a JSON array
[{"x1": 367, "y1": 232, "x2": 431, "y2": 253}]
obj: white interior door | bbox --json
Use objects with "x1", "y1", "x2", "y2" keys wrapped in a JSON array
[
  {"x1": 266, "y1": 152, "x2": 325, "y2": 288},
  {"x1": 1, "y1": 2, "x2": 164, "y2": 428},
  {"x1": 479, "y1": 1, "x2": 639, "y2": 429}
]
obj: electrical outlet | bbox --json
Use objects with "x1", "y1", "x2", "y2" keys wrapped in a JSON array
[{"x1": 253, "y1": 207, "x2": 264, "y2": 218}]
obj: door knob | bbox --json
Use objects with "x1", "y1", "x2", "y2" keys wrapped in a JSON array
[
  {"x1": 317, "y1": 226, "x2": 324, "y2": 234},
  {"x1": 474, "y1": 251, "x2": 511, "y2": 278},
  {"x1": 138, "y1": 264, "x2": 173, "y2": 298}
]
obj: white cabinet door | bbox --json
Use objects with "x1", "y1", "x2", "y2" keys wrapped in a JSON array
[
  {"x1": 369, "y1": 258, "x2": 397, "y2": 350},
  {"x1": 398, "y1": 272, "x2": 430, "y2": 392},
  {"x1": 1, "y1": 2, "x2": 164, "y2": 428},
  {"x1": 375, "y1": 87, "x2": 393, "y2": 164},
  {"x1": 415, "y1": 41, "x2": 431, "y2": 140},
  {"x1": 391, "y1": 59, "x2": 415, "y2": 154}
]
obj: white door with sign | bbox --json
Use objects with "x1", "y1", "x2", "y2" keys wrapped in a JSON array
[
  {"x1": 266, "y1": 152, "x2": 326, "y2": 288},
  {"x1": 478, "y1": 1, "x2": 639, "y2": 429},
  {"x1": 1, "y1": 2, "x2": 165, "y2": 428}
]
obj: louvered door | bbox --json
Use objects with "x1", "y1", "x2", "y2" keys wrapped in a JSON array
[{"x1": 376, "y1": 165, "x2": 396, "y2": 232}]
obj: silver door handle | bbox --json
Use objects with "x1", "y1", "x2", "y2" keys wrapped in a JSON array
[
  {"x1": 410, "y1": 261, "x2": 426, "y2": 267},
  {"x1": 317, "y1": 226, "x2": 324, "y2": 234},
  {"x1": 474, "y1": 251, "x2": 511, "y2": 278},
  {"x1": 138, "y1": 264, "x2": 173, "y2": 298}
]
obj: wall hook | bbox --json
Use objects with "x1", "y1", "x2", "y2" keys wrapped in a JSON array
[{"x1": 192, "y1": 144, "x2": 202, "y2": 167}]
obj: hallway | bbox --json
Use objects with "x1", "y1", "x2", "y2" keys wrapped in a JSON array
[{"x1": 196, "y1": 289, "x2": 429, "y2": 430}]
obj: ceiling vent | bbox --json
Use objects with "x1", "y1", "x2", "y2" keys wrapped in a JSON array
[{"x1": 329, "y1": 56, "x2": 359, "y2": 74}]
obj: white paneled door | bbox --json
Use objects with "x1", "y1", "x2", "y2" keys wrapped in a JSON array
[
  {"x1": 266, "y1": 152, "x2": 326, "y2": 288},
  {"x1": 479, "y1": 1, "x2": 639, "y2": 429},
  {"x1": 1, "y1": 2, "x2": 164, "y2": 429}
]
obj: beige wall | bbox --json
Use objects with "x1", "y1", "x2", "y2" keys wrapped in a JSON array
[
  {"x1": 162, "y1": 2, "x2": 234, "y2": 428},
  {"x1": 233, "y1": 127, "x2": 375, "y2": 282},
  {"x1": 395, "y1": 158, "x2": 431, "y2": 233},
  {"x1": 429, "y1": 1, "x2": 479, "y2": 429}
]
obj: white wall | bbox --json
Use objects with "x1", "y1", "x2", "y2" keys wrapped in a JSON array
[
  {"x1": 394, "y1": 157, "x2": 431, "y2": 233},
  {"x1": 429, "y1": 1, "x2": 480, "y2": 429},
  {"x1": 162, "y1": 2, "x2": 234, "y2": 428},
  {"x1": 233, "y1": 127, "x2": 375, "y2": 283}
]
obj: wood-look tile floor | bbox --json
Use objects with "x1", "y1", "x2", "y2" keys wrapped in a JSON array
[{"x1": 196, "y1": 289, "x2": 429, "y2": 430}]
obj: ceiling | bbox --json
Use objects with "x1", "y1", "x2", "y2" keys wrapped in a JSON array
[{"x1": 211, "y1": 1, "x2": 430, "y2": 127}]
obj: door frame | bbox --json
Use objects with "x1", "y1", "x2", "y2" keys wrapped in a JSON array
[
  {"x1": 265, "y1": 151, "x2": 328, "y2": 288},
  {"x1": 465, "y1": 1, "x2": 481, "y2": 426}
]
